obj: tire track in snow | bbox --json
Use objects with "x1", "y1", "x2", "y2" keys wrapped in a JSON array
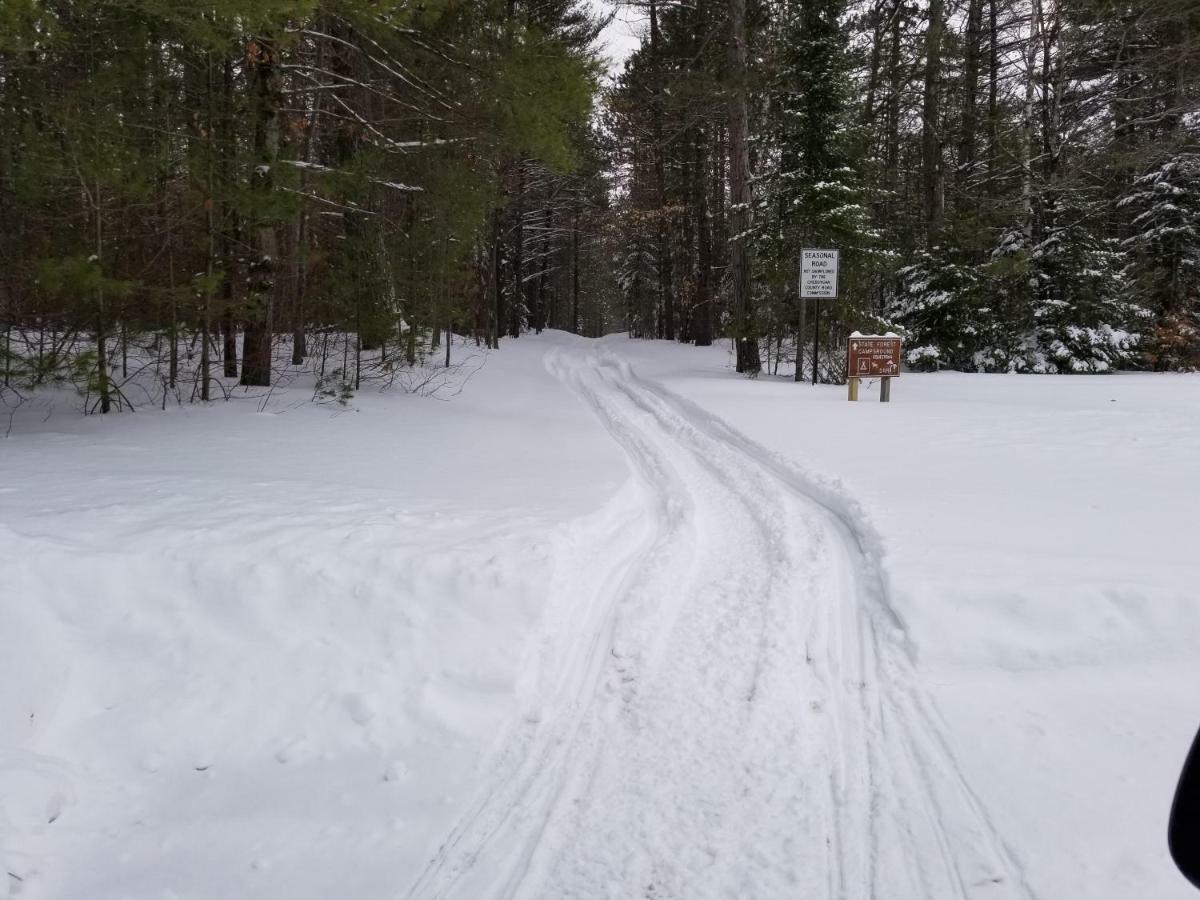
[
  {"x1": 407, "y1": 346, "x2": 1035, "y2": 900},
  {"x1": 604, "y1": 350, "x2": 1037, "y2": 900},
  {"x1": 406, "y1": 349, "x2": 697, "y2": 900}
]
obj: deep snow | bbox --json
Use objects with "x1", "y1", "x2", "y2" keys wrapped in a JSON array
[
  {"x1": 1, "y1": 337, "x2": 625, "y2": 899},
  {"x1": 2, "y1": 332, "x2": 1199, "y2": 899},
  {"x1": 603, "y1": 337, "x2": 1200, "y2": 900}
]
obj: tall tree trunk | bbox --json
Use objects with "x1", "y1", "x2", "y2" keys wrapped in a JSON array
[
  {"x1": 1021, "y1": 0, "x2": 1040, "y2": 243},
  {"x1": 168, "y1": 215, "x2": 179, "y2": 390},
  {"x1": 292, "y1": 209, "x2": 308, "y2": 365},
  {"x1": 884, "y1": 0, "x2": 903, "y2": 230},
  {"x1": 536, "y1": 207, "x2": 550, "y2": 334},
  {"x1": 221, "y1": 305, "x2": 237, "y2": 378},
  {"x1": 1039, "y1": 8, "x2": 1062, "y2": 237},
  {"x1": 219, "y1": 53, "x2": 239, "y2": 379},
  {"x1": 572, "y1": 206, "x2": 581, "y2": 334},
  {"x1": 728, "y1": 0, "x2": 760, "y2": 374},
  {"x1": 921, "y1": 0, "x2": 946, "y2": 239},
  {"x1": 291, "y1": 34, "x2": 325, "y2": 366},
  {"x1": 694, "y1": 125, "x2": 714, "y2": 347},
  {"x1": 987, "y1": 0, "x2": 1000, "y2": 193},
  {"x1": 713, "y1": 126, "x2": 726, "y2": 275},
  {"x1": 241, "y1": 34, "x2": 280, "y2": 387},
  {"x1": 510, "y1": 164, "x2": 524, "y2": 338},
  {"x1": 958, "y1": 0, "x2": 983, "y2": 214},
  {"x1": 861, "y1": 0, "x2": 886, "y2": 130},
  {"x1": 94, "y1": 184, "x2": 111, "y2": 414},
  {"x1": 492, "y1": 206, "x2": 503, "y2": 348},
  {"x1": 649, "y1": 0, "x2": 676, "y2": 342},
  {"x1": 200, "y1": 49, "x2": 216, "y2": 402}
]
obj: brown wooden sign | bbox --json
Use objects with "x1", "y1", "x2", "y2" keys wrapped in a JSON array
[{"x1": 848, "y1": 336, "x2": 902, "y2": 379}]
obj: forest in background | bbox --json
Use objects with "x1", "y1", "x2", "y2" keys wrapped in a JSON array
[
  {"x1": 0, "y1": 0, "x2": 615, "y2": 412},
  {"x1": 608, "y1": 0, "x2": 1200, "y2": 378},
  {"x1": 0, "y1": 0, "x2": 1198, "y2": 415}
]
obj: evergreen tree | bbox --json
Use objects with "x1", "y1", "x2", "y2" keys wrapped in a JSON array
[
  {"x1": 755, "y1": 0, "x2": 875, "y2": 377},
  {"x1": 1121, "y1": 151, "x2": 1200, "y2": 369},
  {"x1": 0, "y1": 0, "x2": 606, "y2": 408}
]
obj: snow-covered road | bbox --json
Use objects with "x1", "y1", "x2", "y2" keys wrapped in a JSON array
[
  {"x1": 6, "y1": 334, "x2": 1196, "y2": 899},
  {"x1": 412, "y1": 347, "x2": 1032, "y2": 899}
]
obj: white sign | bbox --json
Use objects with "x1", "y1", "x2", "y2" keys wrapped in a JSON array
[{"x1": 800, "y1": 248, "x2": 840, "y2": 299}]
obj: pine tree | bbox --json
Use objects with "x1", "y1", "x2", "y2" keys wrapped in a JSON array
[
  {"x1": 755, "y1": 0, "x2": 873, "y2": 377},
  {"x1": 1121, "y1": 152, "x2": 1200, "y2": 369}
]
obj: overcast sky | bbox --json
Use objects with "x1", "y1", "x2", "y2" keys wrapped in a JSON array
[{"x1": 590, "y1": 0, "x2": 643, "y2": 76}]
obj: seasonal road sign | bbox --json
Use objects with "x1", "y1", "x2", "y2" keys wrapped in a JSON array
[{"x1": 800, "y1": 249, "x2": 840, "y2": 299}]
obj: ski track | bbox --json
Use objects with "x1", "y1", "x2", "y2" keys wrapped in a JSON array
[{"x1": 407, "y1": 346, "x2": 1037, "y2": 900}]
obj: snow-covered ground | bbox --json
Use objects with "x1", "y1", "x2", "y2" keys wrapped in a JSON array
[
  {"x1": 607, "y1": 338, "x2": 1200, "y2": 899},
  {"x1": 3, "y1": 332, "x2": 1198, "y2": 899}
]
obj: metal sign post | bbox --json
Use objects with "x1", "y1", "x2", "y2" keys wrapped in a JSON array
[
  {"x1": 800, "y1": 249, "x2": 839, "y2": 385},
  {"x1": 813, "y1": 300, "x2": 820, "y2": 386}
]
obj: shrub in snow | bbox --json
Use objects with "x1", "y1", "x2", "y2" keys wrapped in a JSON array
[
  {"x1": 1023, "y1": 225, "x2": 1142, "y2": 373},
  {"x1": 314, "y1": 368, "x2": 355, "y2": 406},
  {"x1": 891, "y1": 221, "x2": 1140, "y2": 373},
  {"x1": 890, "y1": 253, "x2": 994, "y2": 371}
]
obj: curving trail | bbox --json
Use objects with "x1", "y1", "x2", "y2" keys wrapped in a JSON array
[{"x1": 407, "y1": 346, "x2": 1035, "y2": 900}]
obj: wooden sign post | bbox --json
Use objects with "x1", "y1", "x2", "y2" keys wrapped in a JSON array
[
  {"x1": 847, "y1": 334, "x2": 902, "y2": 402},
  {"x1": 800, "y1": 249, "x2": 839, "y2": 385}
]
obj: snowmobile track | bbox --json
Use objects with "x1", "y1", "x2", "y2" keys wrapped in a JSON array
[{"x1": 407, "y1": 347, "x2": 1036, "y2": 900}]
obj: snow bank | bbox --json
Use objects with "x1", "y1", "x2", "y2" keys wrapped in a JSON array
[{"x1": 0, "y1": 334, "x2": 626, "y2": 899}]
